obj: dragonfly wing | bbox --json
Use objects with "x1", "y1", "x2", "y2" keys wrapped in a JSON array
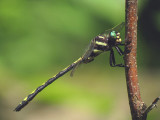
[
  {"x1": 70, "y1": 39, "x2": 96, "y2": 76},
  {"x1": 70, "y1": 57, "x2": 83, "y2": 77},
  {"x1": 82, "y1": 38, "x2": 96, "y2": 60},
  {"x1": 103, "y1": 22, "x2": 125, "y2": 35}
]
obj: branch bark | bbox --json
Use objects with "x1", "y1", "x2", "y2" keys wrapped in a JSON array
[
  {"x1": 124, "y1": 0, "x2": 160, "y2": 119},
  {"x1": 125, "y1": 0, "x2": 147, "y2": 119}
]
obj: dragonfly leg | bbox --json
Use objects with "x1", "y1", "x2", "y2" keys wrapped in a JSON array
[
  {"x1": 109, "y1": 48, "x2": 124, "y2": 67},
  {"x1": 115, "y1": 46, "x2": 124, "y2": 56},
  {"x1": 118, "y1": 43, "x2": 125, "y2": 46}
]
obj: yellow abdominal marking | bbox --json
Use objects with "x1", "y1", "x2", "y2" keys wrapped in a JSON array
[
  {"x1": 23, "y1": 97, "x2": 28, "y2": 101},
  {"x1": 56, "y1": 57, "x2": 82, "y2": 77},
  {"x1": 22, "y1": 89, "x2": 36, "y2": 102},
  {"x1": 41, "y1": 82, "x2": 45, "y2": 85},
  {"x1": 96, "y1": 41, "x2": 107, "y2": 46},
  {"x1": 62, "y1": 65, "x2": 69, "y2": 71},
  {"x1": 73, "y1": 57, "x2": 82, "y2": 64},
  {"x1": 30, "y1": 90, "x2": 36, "y2": 94}
]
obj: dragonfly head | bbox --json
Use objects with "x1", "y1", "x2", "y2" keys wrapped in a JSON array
[{"x1": 109, "y1": 31, "x2": 122, "y2": 46}]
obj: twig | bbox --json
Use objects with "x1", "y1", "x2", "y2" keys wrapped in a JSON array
[{"x1": 142, "y1": 96, "x2": 160, "y2": 119}]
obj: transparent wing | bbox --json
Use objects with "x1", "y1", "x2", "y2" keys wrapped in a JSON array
[
  {"x1": 70, "y1": 39, "x2": 96, "y2": 76},
  {"x1": 102, "y1": 22, "x2": 125, "y2": 36},
  {"x1": 70, "y1": 57, "x2": 83, "y2": 77},
  {"x1": 70, "y1": 60, "x2": 81, "y2": 77},
  {"x1": 82, "y1": 39, "x2": 96, "y2": 60}
]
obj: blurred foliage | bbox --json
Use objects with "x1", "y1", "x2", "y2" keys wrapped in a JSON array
[
  {"x1": 0, "y1": 0, "x2": 160, "y2": 120},
  {"x1": 0, "y1": 0, "x2": 125, "y2": 76}
]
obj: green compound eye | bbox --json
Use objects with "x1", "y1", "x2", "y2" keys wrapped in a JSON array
[{"x1": 110, "y1": 31, "x2": 117, "y2": 39}]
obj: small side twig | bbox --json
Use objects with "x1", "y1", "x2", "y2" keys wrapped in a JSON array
[{"x1": 142, "y1": 96, "x2": 160, "y2": 119}]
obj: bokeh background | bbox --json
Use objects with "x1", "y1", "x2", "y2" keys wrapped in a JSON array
[{"x1": 0, "y1": 0, "x2": 160, "y2": 120}]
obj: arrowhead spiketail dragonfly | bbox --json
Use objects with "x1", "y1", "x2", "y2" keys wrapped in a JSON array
[{"x1": 14, "y1": 22, "x2": 125, "y2": 111}]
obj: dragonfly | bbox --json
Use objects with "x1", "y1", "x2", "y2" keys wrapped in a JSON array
[{"x1": 14, "y1": 22, "x2": 125, "y2": 112}]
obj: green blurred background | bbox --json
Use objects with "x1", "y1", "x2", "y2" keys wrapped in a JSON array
[{"x1": 0, "y1": 0, "x2": 160, "y2": 120}]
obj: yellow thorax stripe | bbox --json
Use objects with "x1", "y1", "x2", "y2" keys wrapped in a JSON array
[
  {"x1": 98, "y1": 36, "x2": 105, "y2": 39},
  {"x1": 93, "y1": 49, "x2": 102, "y2": 53},
  {"x1": 96, "y1": 41, "x2": 107, "y2": 46}
]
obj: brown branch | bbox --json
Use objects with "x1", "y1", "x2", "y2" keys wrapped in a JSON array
[
  {"x1": 125, "y1": 0, "x2": 147, "y2": 119},
  {"x1": 124, "y1": 0, "x2": 160, "y2": 119}
]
